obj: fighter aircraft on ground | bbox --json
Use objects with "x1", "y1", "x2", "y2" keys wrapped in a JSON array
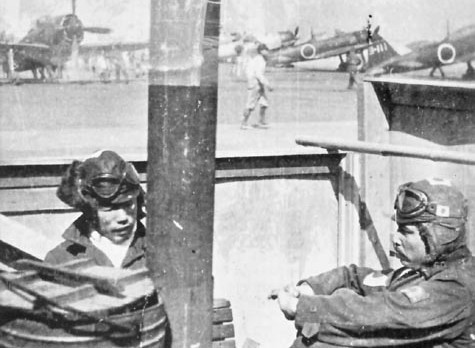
[
  {"x1": 266, "y1": 26, "x2": 383, "y2": 71},
  {"x1": 219, "y1": 27, "x2": 299, "y2": 62},
  {"x1": 0, "y1": 0, "x2": 149, "y2": 82},
  {"x1": 366, "y1": 24, "x2": 475, "y2": 79}
]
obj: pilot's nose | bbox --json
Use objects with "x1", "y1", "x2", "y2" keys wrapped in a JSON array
[
  {"x1": 116, "y1": 209, "x2": 132, "y2": 225},
  {"x1": 391, "y1": 232, "x2": 401, "y2": 246}
]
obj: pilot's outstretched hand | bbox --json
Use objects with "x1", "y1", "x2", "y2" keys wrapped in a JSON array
[
  {"x1": 269, "y1": 283, "x2": 314, "y2": 320},
  {"x1": 277, "y1": 286, "x2": 299, "y2": 320}
]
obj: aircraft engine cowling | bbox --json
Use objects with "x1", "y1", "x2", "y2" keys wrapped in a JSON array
[
  {"x1": 61, "y1": 14, "x2": 84, "y2": 44},
  {"x1": 437, "y1": 43, "x2": 456, "y2": 65}
]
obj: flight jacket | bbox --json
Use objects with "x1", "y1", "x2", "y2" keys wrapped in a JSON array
[
  {"x1": 44, "y1": 214, "x2": 147, "y2": 269},
  {"x1": 293, "y1": 249, "x2": 475, "y2": 348}
]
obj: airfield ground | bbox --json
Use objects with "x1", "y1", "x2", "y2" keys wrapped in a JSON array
[{"x1": 0, "y1": 64, "x2": 357, "y2": 163}]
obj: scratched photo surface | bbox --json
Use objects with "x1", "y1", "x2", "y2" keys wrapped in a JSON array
[{"x1": 1, "y1": 1, "x2": 475, "y2": 347}]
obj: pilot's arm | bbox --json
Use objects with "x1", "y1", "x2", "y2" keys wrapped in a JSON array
[
  {"x1": 275, "y1": 264, "x2": 380, "y2": 320},
  {"x1": 293, "y1": 277, "x2": 470, "y2": 346},
  {"x1": 298, "y1": 264, "x2": 377, "y2": 296}
]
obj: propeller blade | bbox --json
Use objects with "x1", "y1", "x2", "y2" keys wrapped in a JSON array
[
  {"x1": 83, "y1": 27, "x2": 112, "y2": 34},
  {"x1": 294, "y1": 26, "x2": 299, "y2": 37},
  {"x1": 72, "y1": 0, "x2": 76, "y2": 15}
]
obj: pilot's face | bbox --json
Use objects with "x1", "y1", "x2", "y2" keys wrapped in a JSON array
[
  {"x1": 96, "y1": 198, "x2": 138, "y2": 244},
  {"x1": 391, "y1": 224, "x2": 427, "y2": 267}
]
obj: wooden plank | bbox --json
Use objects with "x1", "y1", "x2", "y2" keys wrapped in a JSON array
[
  {"x1": 215, "y1": 166, "x2": 333, "y2": 179},
  {"x1": 212, "y1": 340, "x2": 236, "y2": 348},
  {"x1": 0, "y1": 155, "x2": 343, "y2": 189},
  {"x1": 14, "y1": 260, "x2": 125, "y2": 298},
  {"x1": 59, "y1": 258, "x2": 97, "y2": 269},
  {"x1": 82, "y1": 265, "x2": 150, "y2": 288},
  {"x1": 0, "y1": 272, "x2": 96, "y2": 306},
  {"x1": 212, "y1": 323, "x2": 235, "y2": 340},
  {"x1": 213, "y1": 298, "x2": 230, "y2": 309},
  {"x1": 213, "y1": 307, "x2": 233, "y2": 324},
  {"x1": 26, "y1": 281, "x2": 97, "y2": 305},
  {"x1": 0, "y1": 187, "x2": 70, "y2": 214}
]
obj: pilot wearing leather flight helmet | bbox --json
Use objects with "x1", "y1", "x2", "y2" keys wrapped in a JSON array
[
  {"x1": 274, "y1": 178, "x2": 475, "y2": 348},
  {"x1": 44, "y1": 150, "x2": 147, "y2": 269}
]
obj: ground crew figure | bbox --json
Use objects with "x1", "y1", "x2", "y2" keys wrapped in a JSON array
[
  {"x1": 231, "y1": 44, "x2": 245, "y2": 79},
  {"x1": 272, "y1": 178, "x2": 475, "y2": 348},
  {"x1": 44, "y1": 150, "x2": 147, "y2": 269},
  {"x1": 241, "y1": 43, "x2": 273, "y2": 130},
  {"x1": 347, "y1": 48, "x2": 361, "y2": 89}
]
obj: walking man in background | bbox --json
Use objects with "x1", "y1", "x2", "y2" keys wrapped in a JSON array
[
  {"x1": 241, "y1": 43, "x2": 273, "y2": 130},
  {"x1": 272, "y1": 178, "x2": 475, "y2": 347}
]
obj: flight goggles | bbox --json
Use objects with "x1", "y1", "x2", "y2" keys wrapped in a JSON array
[
  {"x1": 394, "y1": 185, "x2": 464, "y2": 221},
  {"x1": 394, "y1": 186, "x2": 432, "y2": 219},
  {"x1": 79, "y1": 162, "x2": 140, "y2": 204}
]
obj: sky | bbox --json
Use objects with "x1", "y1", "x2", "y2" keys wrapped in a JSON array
[
  {"x1": 222, "y1": 0, "x2": 475, "y2": 47},
  {"x1": 0, "y1": 0, "x2": 474, "y2": 47}
]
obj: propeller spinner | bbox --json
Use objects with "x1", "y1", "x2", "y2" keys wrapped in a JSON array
[
  {"x1": 61, "y1": 14, "x2": 84, "y2": 43},
  {"x1": 65, "y1": 0, "x2": 111, "y2": 43}
]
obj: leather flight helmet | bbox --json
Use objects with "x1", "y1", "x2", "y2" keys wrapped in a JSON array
[
  {"x1": 394, "y1": 178, "x2": 468, "y2": 260},
  {"x1": 57, "y1": 150, "x2": 144, "y2": 212}
]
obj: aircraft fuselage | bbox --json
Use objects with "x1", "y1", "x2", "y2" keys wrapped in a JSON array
[
  {"x1": 267, "y1": 29, "x2": 370, "y2": 66},
  {"x1": 381, "y1": 25, "x2": 475, "y2": 74}
]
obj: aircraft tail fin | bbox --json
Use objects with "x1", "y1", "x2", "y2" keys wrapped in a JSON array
[{"x1": 366, "y1": 36, "x2": 399, "y2": 71}]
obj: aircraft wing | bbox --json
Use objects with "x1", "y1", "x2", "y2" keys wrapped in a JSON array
[
  {"x1": 391, "y1": 60, "x2": 427, "y2": 69},
  {"x1": 312, "y1": 43, "x2": 373, "y2": 60},
  {"x1": 0, "y1": 42, "x2": 50, "y2": 54},
  {"x1": 80, "y1": 37, "x2": 218, "y2": 55},
  {"x1": 79, "y1": 42, "x2": 149, "y2": 54}
]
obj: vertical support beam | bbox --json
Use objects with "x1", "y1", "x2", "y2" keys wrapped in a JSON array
[
  {"x1": 7, "y1": 48, "x2": 15, "y2": 80},
  {"x1": 357, "y1": 82, "x2": 392, "y2": 270},
  {"x1": 147, "y1": 1, "x2": 219, "y2": 347},
  {"x1": 337, "y1": 153, "x2": 362, "y2": 267}
]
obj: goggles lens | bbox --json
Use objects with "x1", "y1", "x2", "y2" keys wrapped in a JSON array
[
  {"x1": 394, "y1": 187, "x2": 428, "y2": 218},
  {"x1": 80, "y1": 163, "x2": 140, "y2": 203},
  {"x1": 90, "y1": 176, "x2": 123, "y2": 199}
]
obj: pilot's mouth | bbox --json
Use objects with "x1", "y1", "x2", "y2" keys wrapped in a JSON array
[
  {"x1": 113, "y1": 226, "x2": 133, "y2": 235},
  {"x1": 393, "y1": 247, "x2": 407, "y2": 261}
]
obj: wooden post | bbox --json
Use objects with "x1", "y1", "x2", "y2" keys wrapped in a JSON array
[{"x1": 147, "y1": 1, "x2": 219, "y2": 347}]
